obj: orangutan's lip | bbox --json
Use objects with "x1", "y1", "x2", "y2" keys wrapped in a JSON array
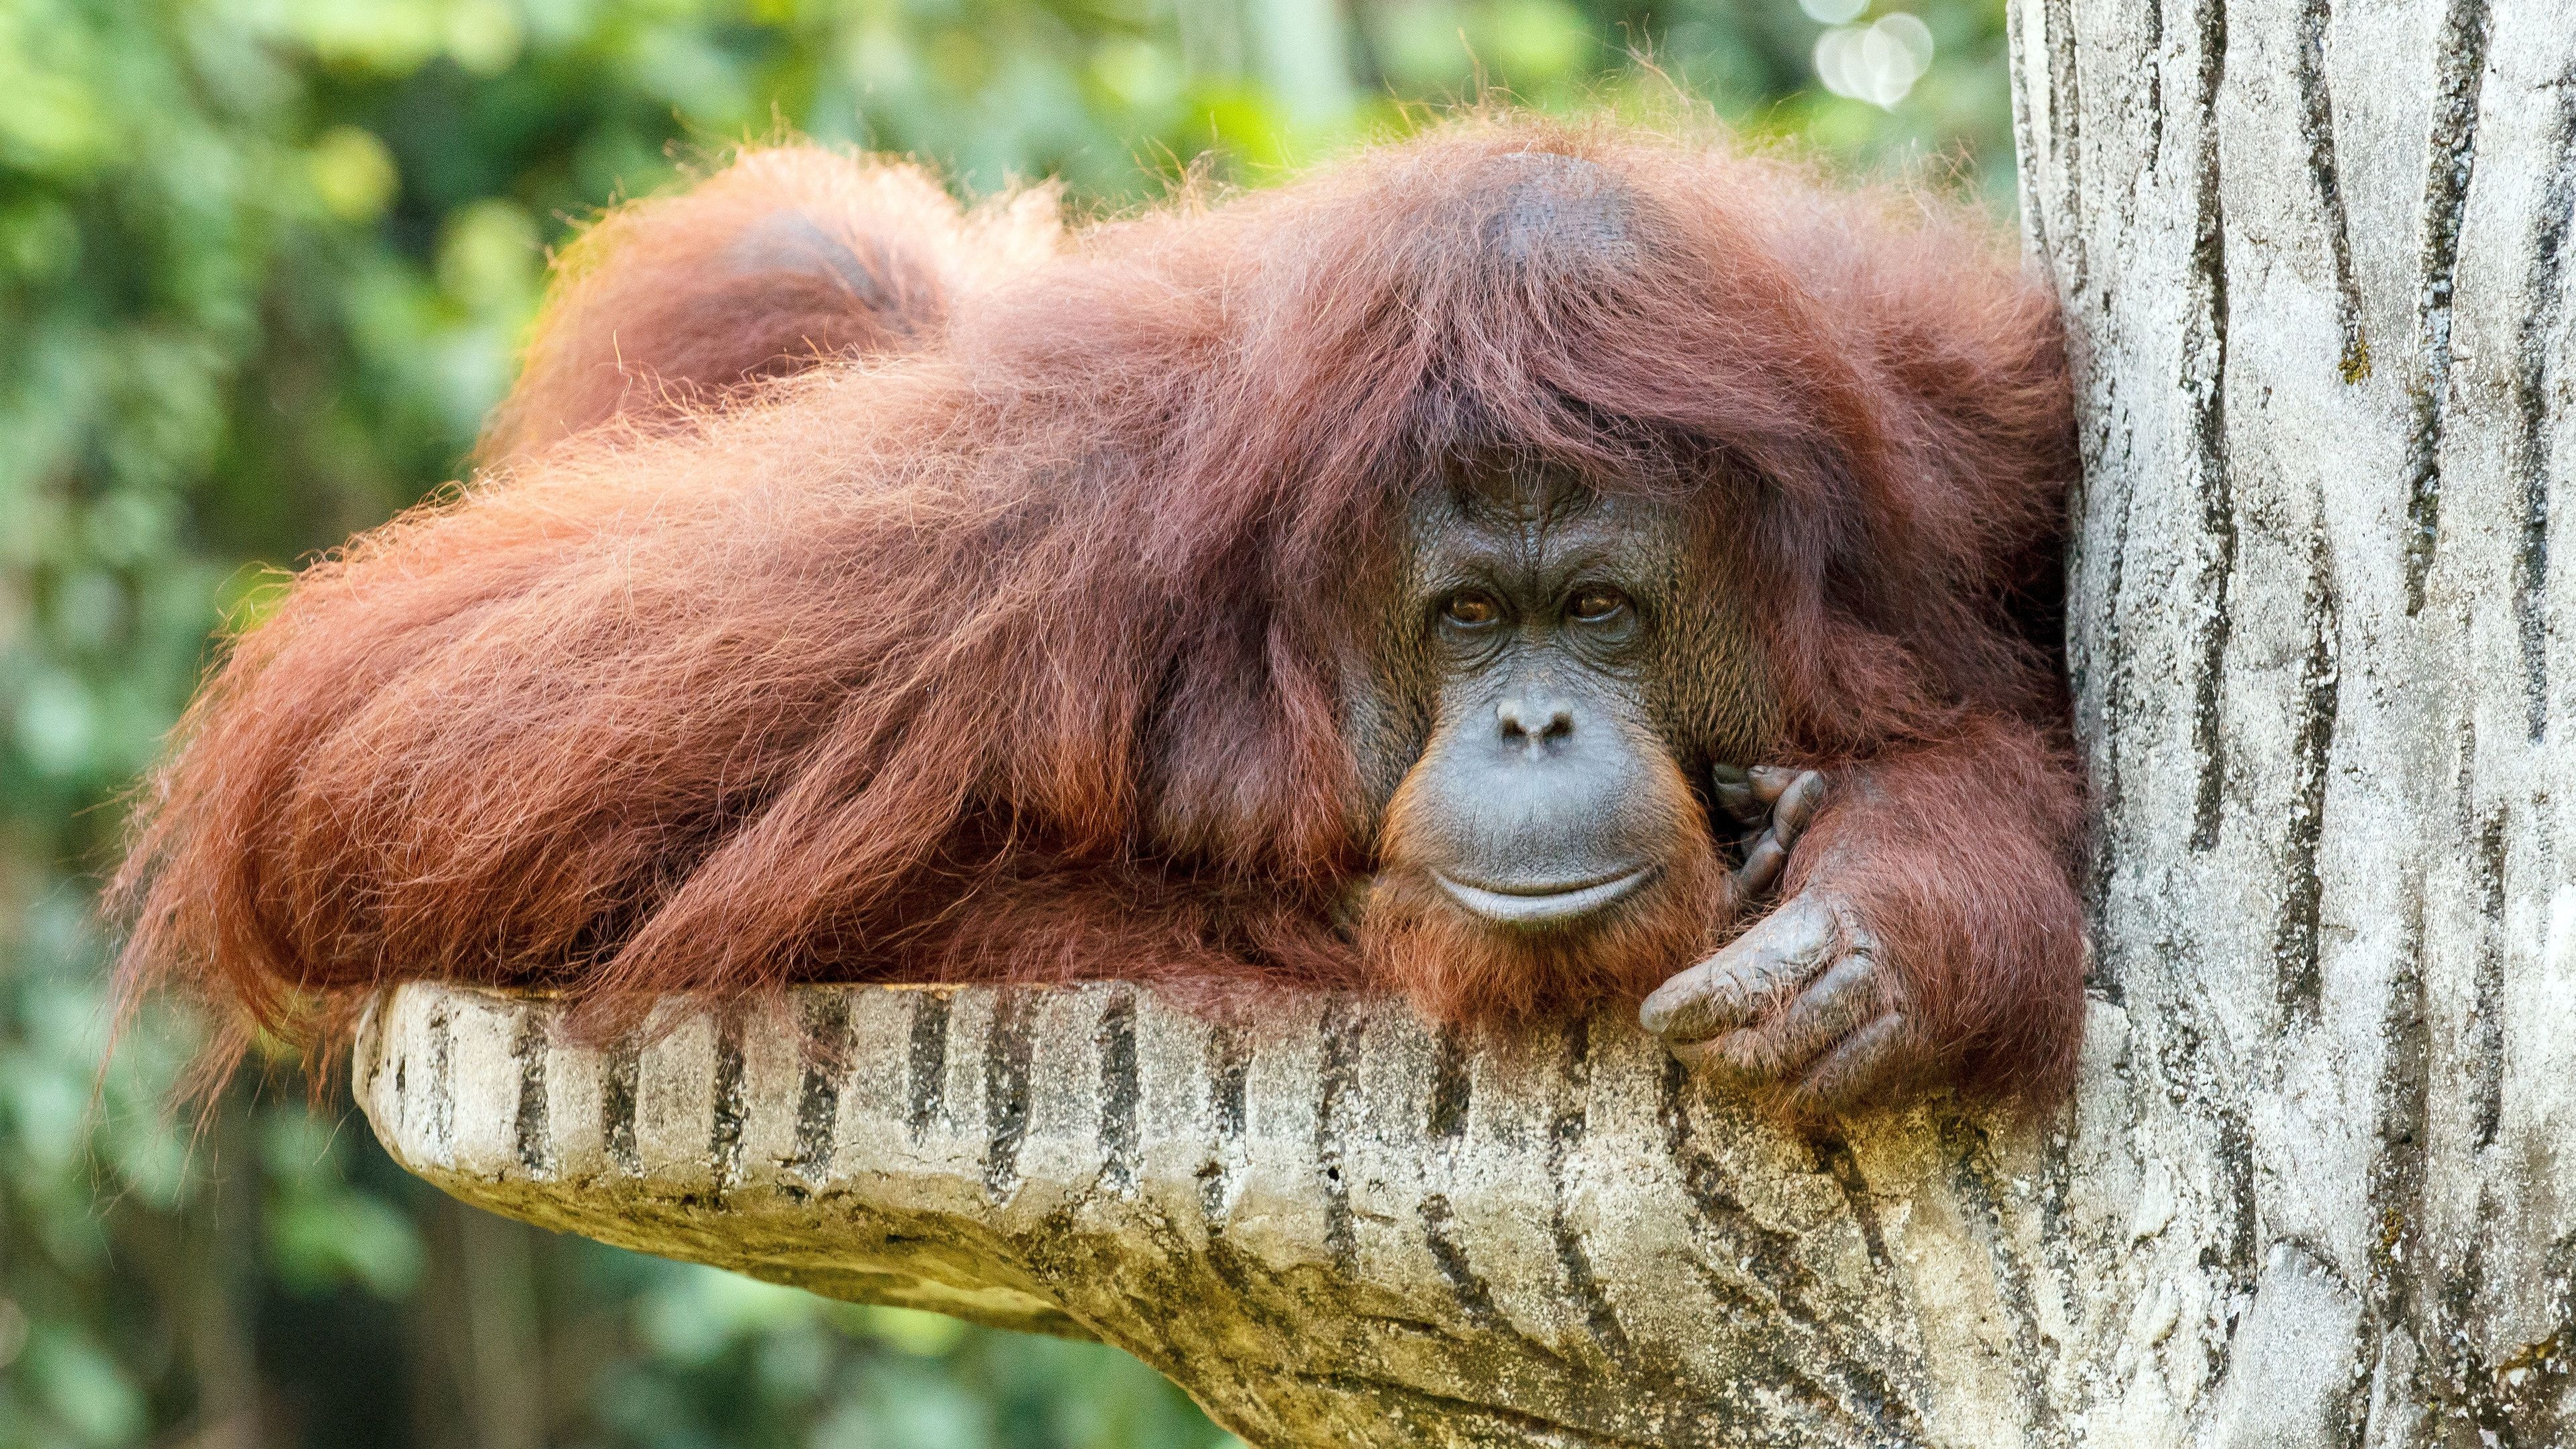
[{"x1": 1432, "y1": 865, "x2": 1655, "y2": 926}]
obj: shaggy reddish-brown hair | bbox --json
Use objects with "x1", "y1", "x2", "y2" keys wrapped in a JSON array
[
  {"x1": 113, "y1": 119, "x2": 2084, "y2": 1102},
  {"x1": 480, "y1": 150, "x2": 1059, "y2": 458}
]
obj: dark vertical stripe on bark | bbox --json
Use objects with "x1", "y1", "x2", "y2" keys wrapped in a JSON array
[
  {"x1": 2188, "y1": 0, "x2": 2237, "y2": 853},
  {"x1": 2218, "y1": 1097, "x2": 2259, "y2": 1298},
  {"x1": 2442, "y1": 1205, "x2": 2531, "y2": 1442},
  {"x1": 2469, "y1": 939, "x2": 2506, "y2": 1155},
  {"x1": 1197, "y1": 1022, "x2": 1250, "y2": 1229},
  {"x1": 1815, "y1": 1136, "x2": 1892, "y2": 1274},
  {"x1": 791, "y1": 991, "x2": 849, "y2": 1179},
  {"x1": 2471, "y1": 810, "x2": 2508, "y2": 1151},
  {"x1": 511, "y1": 1006, "x2": 552, "y2": 1175},
  {"x1": 2363, "y1": 883, "x2": 2432, "y2": 1446},
  {"x1": 2079, "y1": 476, "x2": 2144, "y2": 1002},
  {"x1": 1316, "y1": 998, "x2": 1364, "y2": 1275},
  {"x1": 981, "y1": 990, "x2": 1036, "y2": 1199},
  {"x1": 602, "y1": 1038, "x2": 641, "y2": 1175},
  {"x1": 1417, "y1": 1193, "x2": 1502, "y2": 1326},
  {"x1": 2296, "y1": 0, "x2": 2369, "y2": 382},
  {"x1": 1097, "y1": 985, "x2": 1140, "y2": 1192},
  {"x1": 2163, "y1": 1006, "x2": 2259, "y2": 1312},
  {"x1": 2402, "y1": 0, "x2": 2494, "y2": 612},
  {"x1": 710, "y1": 1003, "x2": 749, "y2": 1191},
  {"x1": 906, "y1": 990, "x2": 952, "y2": 1139},
  {"x1": 1657, "y1": 1059, "x2": 1823, "y2": 1314},
  {"x1": 2144, "y1": 0, "x2": 2167, "y2": 169},
  {"x1": 2515, "y1": 74, "x2": 2576, "y2": 741},
  {"x1": 427, "y1": 1002, "x2": 455, "y2": 1155},
  {"x1": 1208, "y1": 1022, "x2": 1249, "y2": 1143},
  {"x1": 1428, "y1": 1024, "x2": 1471, "y2": 1140},
  {"x1": 2274, "y1": 536, "x2": 2341, "y2": 1018}
]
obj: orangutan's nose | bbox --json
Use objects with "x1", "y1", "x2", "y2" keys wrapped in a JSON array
[{"x1": 1496, "y1": 696, "x2": 1575, "y2": 745}]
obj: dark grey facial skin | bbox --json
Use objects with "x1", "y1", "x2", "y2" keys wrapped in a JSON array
[{"x1": 1388, "y1": 469, "x2": 1699, "y2": 929}]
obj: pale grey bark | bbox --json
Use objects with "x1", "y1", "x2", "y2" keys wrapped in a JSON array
[
  {"x1": 354, "y1": 3, "x2": 2576, "y2": 1442},
  {"x1": 2019, "y1": 0, "x2": 2575, "y2": 1440},
  {"x1": 358, "y1": 981, "x2": 2068, "y2": 1446}
]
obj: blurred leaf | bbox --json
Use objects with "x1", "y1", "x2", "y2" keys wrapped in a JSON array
[
  {"x1": 639, "y1": 1264, "x2": 821, "y2": 1362},
  {"x1": 288, "y1": 0, "x2": 449, "y2": 75},
  {"x1": 435, "y1": 198, "x2": 542, "y2": 313},
  {"x1": 859, "y1": 1304, "x2": 971, "y2": 1357},
  {"x1": 309, "y1": 126, "x2": 402, "y2": 223},
  {"x1": 447, "y1": 0, "x2": 530, "y2": 74},
  {"x1": 1481, "y1": 0, "x2": 1592, "y2": 83},
  {"x1": 268, "y1": 1187, "x2": 425, "y2": 1297},
  {"x1": 21, "y1": 1324, "x2": 144, "y2": 1446},
  {"x1": 13, "y1": 670, "x2": 96, "y2": 779}
]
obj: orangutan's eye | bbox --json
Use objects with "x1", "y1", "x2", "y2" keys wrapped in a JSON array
[
  {"x1": 1566, "y1": 586, "x2": 1630, "y2": 624},
  {"x1": 1441, "y1": 591, "x2": 1503, "y2": 627}
]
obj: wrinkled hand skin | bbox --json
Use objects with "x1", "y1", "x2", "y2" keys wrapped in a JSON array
[{"x1": 1642, "y1": 767, "x2": 1920, "y2": 1120}]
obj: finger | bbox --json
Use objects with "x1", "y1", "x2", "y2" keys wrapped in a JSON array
[
  {"x1": 1640, "y1": 893, "x2": 1838, "y2": 1040},
  {"x1": 1747, "y1": 765, "x2": 1803, "y2": 806},
  {"x1": 1770, "y1": 770, "x2": 1827, "y2": 844},
  {"x1": 1729, "y1": 829, "x2": 1790, "y2": 900},
  {"x1": 1695, "y1": 956, "x2": 1882, "y2": 1083},
  {"x1": 1782, "y1": 1012, "x2": 1913, "y2": 1117},
  {"x1": 1642, "y1": 894, "x2": 1837, "y2": 1038},
  {"x1": 1757, "y1": 956, "x2": 1883, "y2": 1067},
  {"x1": 1710, "y1": 763, "x2": 1762, "y2": 826}
]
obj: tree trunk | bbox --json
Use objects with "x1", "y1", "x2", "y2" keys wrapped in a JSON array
[
  {"x1": 2016, "y1": 0, "x2": 2575, "y2": 1440},
  {"x1": 354, "y1": 3, "x2": 2576, "y2": 1442}
]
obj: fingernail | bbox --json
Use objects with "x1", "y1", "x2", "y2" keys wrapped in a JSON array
[{"x1": 1638, "y1": 981, "x2": 1686, "y2": 1030}]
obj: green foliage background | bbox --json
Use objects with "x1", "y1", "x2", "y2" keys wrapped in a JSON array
[{"x1": 0, "y1": 1, "x2": 2011, "y2": 1444}]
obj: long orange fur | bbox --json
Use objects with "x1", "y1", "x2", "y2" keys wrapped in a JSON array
[{"x1": 113, "y1": 120, "x2": 2088, "y2": 1106}]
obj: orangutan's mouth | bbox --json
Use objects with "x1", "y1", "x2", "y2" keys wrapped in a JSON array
[{"x1": 1432, "y1": 865, "x2": 1655, "y2": 926}]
